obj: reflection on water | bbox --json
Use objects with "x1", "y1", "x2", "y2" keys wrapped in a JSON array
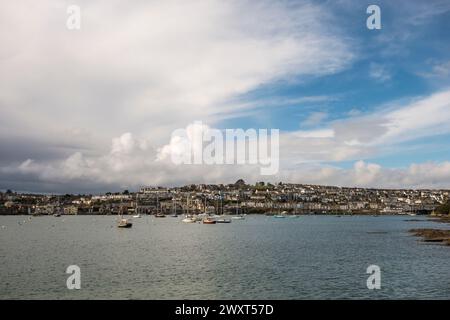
[{"x1": 0, "y1": 215, "x2": 449, "y2": 299}]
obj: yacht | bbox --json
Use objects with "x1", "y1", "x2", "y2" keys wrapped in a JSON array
[
  {"x1": 117, "y1": 206, "x2": 132, "y2": 228},
  {"x1": 182, "y1": 215, "x2": 196, "y2": 223},
  {"x1": 117, "y1": 218, "x2": 133, "y2": 228},
  {"x1": 202, "y1": 217, "x2": 216, "y2": 224}
]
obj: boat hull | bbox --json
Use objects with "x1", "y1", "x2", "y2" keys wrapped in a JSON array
[
  {"x1": 216, "y1": 219, "x2": 231, "y2": 223},
  {"x1": 117, "y1": 223, "x2": 133, "y2": 228}
]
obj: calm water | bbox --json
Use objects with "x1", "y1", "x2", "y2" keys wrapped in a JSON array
[{"x1": 0, "y1": 215, "x2": 449, "y2": 299}]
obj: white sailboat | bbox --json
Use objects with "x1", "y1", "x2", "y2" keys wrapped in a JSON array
[{"x1": 117, "y1": 206, "x2": 132, "y2": 228}]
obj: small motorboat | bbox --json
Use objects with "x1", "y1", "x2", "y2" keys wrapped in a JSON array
[
  {"x1": 273, "y1": 215, "x2": 286, "y2": 218},
  {"x1": 133, "y1": 214, "x2": 141, "y2": 218},
  {"x1": 182, "y1": 217, "x2": 196, "y2": 223},
  {"x1": 117, "y1": 218, "x2": 132, "y2": 228},
  {"x1": 202, "y1": 217, "x2": 216, "y2": 224},
  {"x1": 155, "y1": 213, "x2": 166, "y2": 218},
  {"x1": 216, "y1": 218, "x2": 231, "y2": 223}
]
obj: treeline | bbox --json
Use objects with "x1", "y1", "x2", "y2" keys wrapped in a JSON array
[{"x1": 434, "y1": 201, "x2": 450, "y2": 215}]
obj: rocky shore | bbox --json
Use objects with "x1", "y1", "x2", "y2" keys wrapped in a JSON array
[
  {"x1": 409, "y1": 228, "x2": 450, "y2": 246},
  {"x1": 409, "y1": 202, "x2": 450, "y2": 246}
]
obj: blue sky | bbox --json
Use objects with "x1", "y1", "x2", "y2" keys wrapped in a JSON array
[
  {"x1": 221, "y1": 0, "x2": 450, "y2": 167},
  {"x1": 1, "y1": 0, "x2": 450, "y2": 192}
]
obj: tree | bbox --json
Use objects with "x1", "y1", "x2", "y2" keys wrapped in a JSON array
[
  {"x1": 123, "y1": 190, "x2": 130, "y2": 195},
  {"x1": 434, "y1": 201, "x2": 450, "y2": 215}
]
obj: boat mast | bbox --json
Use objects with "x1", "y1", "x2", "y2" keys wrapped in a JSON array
[{"x1": 186, "y1": 193, "x2": 189, "y2": 216}]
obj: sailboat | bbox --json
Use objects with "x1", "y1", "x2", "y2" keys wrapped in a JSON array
[
  {"x1": 117, "y1": 207, "x2": 132, "y2": 228},
  {"x1": 231, "y1": 194, "x2": 245, "y2": 220},
  {"x1": 53, "y1": 207, "x2": 62, "y2": 217},
  {"x1": 274, "y1": 209, "x2": 287, "y2": 218},
  {"x1": 155, "y1": 194, "x2": 166, "y2": 217},
  {"x1": 182, "y1": 194, "x2": 196, "y2": 223},
  {"x1": 182, "y1": 216, "x2": 196, "y2": 223},
  {"x1": 170, "y1": 198, "x2": 178, "y2": 217},
  {"x1": 202, "y1": 217, "x2": 216, "y2": 224}
]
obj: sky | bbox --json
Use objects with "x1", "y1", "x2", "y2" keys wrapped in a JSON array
[{"x1": 1, "y1": 0, "x2": 450, "y2": 193}]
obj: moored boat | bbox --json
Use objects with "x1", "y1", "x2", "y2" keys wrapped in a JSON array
[
  {"x1": 182, "y1": 216, "x2": 196, "y2": 223},
  {"x1": 202, "y1": 217, "x2": 216, "y2": 224},
  {"x1": 117, "y1": 218, "x2": 133, "y2": 228},
  {"x1": 216, "y1": 218, "x2": 231, "y2": 223},
  {"x1": 117, "y1": 206, "x2": 132, "y2": 228}
]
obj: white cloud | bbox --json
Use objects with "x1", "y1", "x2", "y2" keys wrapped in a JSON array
[
  {"x1": 1, "y1": 1, "x2": 450, "y2": 192},
  {"x1": 300, "y1": 112, "x2": 328, "y2": 127},
  {"x1": 369, "y1": 63, "x2": 391, "y2": 82},
  {"x1": 0, "y1": 0, "x2": 353, "y2": 154},
  {"x1": 4, "y1": 147, "x2": 450, "y2": 190},
  {"x1": 3, "y1": 88, "x2": 450, "y2": 191}
]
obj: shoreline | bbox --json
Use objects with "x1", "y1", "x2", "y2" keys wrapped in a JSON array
[
  {"x1": 409, "y1": 215, "x2": 450, "y2": 246},
  {"x1": 0, "y1": 213, "x2": 426, "y2": 217}
]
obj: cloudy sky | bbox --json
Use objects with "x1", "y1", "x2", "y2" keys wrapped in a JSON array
[{"x1": 1, "y1": 0, "x2": 450, "y2": 193}]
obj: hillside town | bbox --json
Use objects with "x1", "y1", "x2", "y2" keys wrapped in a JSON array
[{"x1": 1, "y1": 180, "x2": 448, "y2": 216}]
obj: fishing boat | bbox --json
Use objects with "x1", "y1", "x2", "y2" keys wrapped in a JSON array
[{"x1": 202, "y1": 217, "x2": 216, "y2": 224}]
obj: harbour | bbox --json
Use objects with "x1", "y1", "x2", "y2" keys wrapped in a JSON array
[{"x1": 1, "y1": 215, "x2": 449, "y2": 299}]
